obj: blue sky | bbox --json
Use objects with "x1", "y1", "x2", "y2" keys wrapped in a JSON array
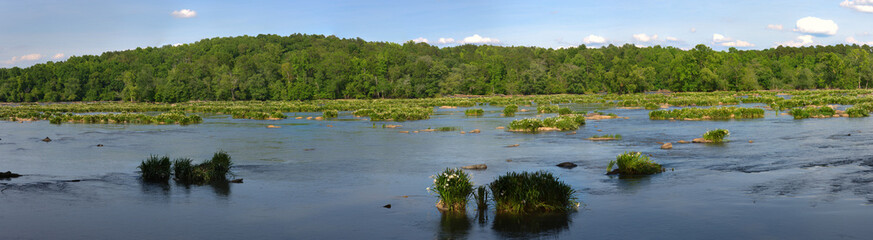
[{"x1": 2, "y1": 0, "x2": 872, "y2": 67}]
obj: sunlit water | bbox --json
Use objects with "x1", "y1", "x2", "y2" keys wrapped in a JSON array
[{"x1": 2, "y1": 104, "x2": 872, "y2": 239}]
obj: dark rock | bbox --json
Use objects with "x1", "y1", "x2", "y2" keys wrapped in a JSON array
[
  {"x1": 383, "y1": 204, "x2": 392, "y2": 209},
  {"x1": 556, "y1": 162, "x2": 577, "y2": 169},
  {"x1": 42, "y1": 137, "x2": 51, "y2": 142},
  {"x1": 97, "y1": 144, "x2": 104, "y2": 147},
  {"x1": 230, "y1": 179, "x2": 243, "y2": 183},
  {"x1": 304, "y1": 148, "x2": 315, "y2": 151},
  {"x1": 0, "y1": 171, "x2": 22, "y2": 178}
]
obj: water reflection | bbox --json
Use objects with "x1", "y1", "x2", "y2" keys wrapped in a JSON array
[
  {"x1": 140, "y1": 179, "x2": 231, "y2": 197},
  {"x1": 492, "y1": 213, "x2": 571, "y2": 238},
  {"x1": 437, "y1": 212, "x2": 471, "y2": 240}
]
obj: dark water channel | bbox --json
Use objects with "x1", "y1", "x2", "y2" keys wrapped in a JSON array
[{"x1": 1, "y1": 104, "x2": 872, "y2": 239}]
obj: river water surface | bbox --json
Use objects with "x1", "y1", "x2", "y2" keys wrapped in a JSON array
[{"x1": 1, "y1": 104, "x2": 872, "y2": 239}]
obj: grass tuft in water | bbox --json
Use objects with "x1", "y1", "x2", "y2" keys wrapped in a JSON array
[
  {"x1": 489, "y1": 171, "x2": 577, "y2": 214},
  {"x1": 703, "y1": 129, "x2": 730, "y2": 142},
  {"x1": 430, "y1": 168, "x2": 474, "y2": 212},
  {"x1": 503, "y1": 105, "x2": 518, "y2": 116},
  {"x1": 167, "y1": 151, "x2": 234, "y2": 184},
  {"x1": 139, "y1": 155, "x2": 171, "y2": 182},
  {"x1": 323, "y1": 109, "x2": 338, "y2": 118},
  {"x1": 474, "y1": 185, "x2": 489, "y2": 211},
  {"x1": 465, "y1": 108, "x2": 484, "y2": 116},
  {"x1": 607, "y1": 152, "x2": 663, "y2": 175},
  {"x1": 591, "y1": 134, "x2": 622, "y2": 139}
]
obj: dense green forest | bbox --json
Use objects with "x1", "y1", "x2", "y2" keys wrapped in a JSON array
[{"x1": 1, "y1": 34, "x2": 872, "y2": 102}]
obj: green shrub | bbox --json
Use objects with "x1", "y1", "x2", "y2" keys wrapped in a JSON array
[
  {"x1": 703, "y1": 129, "x2": 730, "y2": 142},
  {"x1": 607, "y1": 152, "x2": 662, "y2": 175},
  {"x1": 644, "y1": 103, "x2": 660, "y2": 110},
  {"x1": 503, "y1": 105, "x2": 519, "y2": 116},
  {"x1": 649, "y1": 107, "x2": 764, "y2": 120},
  {"x1": 170, "y1": 151, "x2": 233, "y2": 184},
  {"x1": 537, "y1": 105, "x2": 560, "y2": 113},
  {"x1": 465, "y1": 108, "x2": 484, "y2": 116},
  {"x1": 847, "y1": 107, "x2": 870, "y2": 117},
  {"x1": 557, "y1": 107, "x2": 573, "y2": 115},
  {"x1": 790, "y1": 108, "x2": 810, "y2": 119},
  {"x1": 474, "y1": 186, "x2": 489, "y2": 211},
  {"x1": 139, "y1": 155, "x2": 171, "y2": 182},
  {"x1": 430, "y1": 168, "x2": 474, "y2": 212},
  {"x1": 323, "y1": 109, "x2": 338, "y2": 118},
  {"x1": 489, "y1": 171, "x2": 577, "y2": 214}
]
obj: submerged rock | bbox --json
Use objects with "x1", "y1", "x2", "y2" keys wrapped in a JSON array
[
  {"x1": 461, "y1": 164, "x2": 487, "y2": 170},
  {"x1": 556, "y1": 162, "x2": 577, "y2": 169},
  {"x1": 0, "y1": 171, "x2": 22, "y2": 178},
  {"x1": 677, "y1": 140, "x2": 690, "y2": 144},
  {"x1": 230, "y1": 179, "x2": 243, "y2": 183},
  {"x1": 506, "y1": 144, "x2": 520, "y2": 148},
  {"x1": 383, "y1": 204, "x2": 392, "y2": 209},
  {"x1": 496, "y1": 126, "x2": 505, "y2": 129},
  {"x1": 266, "y1": 125, "x2": 281, "y2": 128},
  {"x1": 692, "y1": 138, "x2": 712, "y2": 143},
  {"x1": 42, "y1": 137, "x2": 51, "y2": 142},
  {"x1": 661, "y1": 142, "x2": 673, "y2": 149},
  {"x1": 97, "y1": 144, "x2": 104, "y2": 147},
  {"x1": 470, "y1": 129, "x2": 481, "y2": 133}
]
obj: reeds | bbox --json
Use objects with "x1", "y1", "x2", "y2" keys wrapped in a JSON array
[
  {"x1": 323, "y1": 109, "x2": 338, "y2": 118},
  {"x1": 465, "y1": 108, "x2": 484, "y2": 116},
  {"x1": 139, "y1": 155, "x2": 171, "y2": 182},
  {"x1": 607, "y1": 152, "x2": 663, "y2": 175},
  {"x1": 503, "y1": 105, "x2": 518, "y2": 116},
  {"x1": 488, "y1": 171, "x2": 577, "y2": 214},
  {"x1": 430, "y1": 168, "x2": 474, "y2": 212},
  {"x1": 703, "y1": 129, "x2": 730, "y2": 142},
  {"x1": 508, "y1": 115, "x2": 585, "y2": 132},
  {"x1": 649, "y1": 107, "x2": 764, "y2": 120}
]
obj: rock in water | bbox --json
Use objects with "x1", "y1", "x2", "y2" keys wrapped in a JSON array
[
  {"x1": 230, "y1": 179, "x2": 243, "y2": 183},
  {"x1": 461, "y1": 164, "x2": 487, "y2": 170},
  {"x1": 506, "y1": 144, "x2": 520, "y2": 148},
  {"x1": 677, "y1": 140, "x2": 690, "y2": 144},
  {"x1": 692, "y1": 138, "x2": 712, "y2": 143},
  {"x1": 661, "y1": 142, "x2": 673, "y2": 149},
  {"x1": 266, "y1": 125, "x2": 281, "y2": 128},
  {"x1": 42, "y1": 137, "x2": 51, "y2": 142},
  {"x1": 0, "y1": 171, "x2": 22, "y2": 178},
  {"x1": 556, "y1": 162, "x2": 577, "y2": 169},
  {"x1": 97, "y1": 144, "x2": 104, "y2": 147},
  {"x1": 383, "y1": 204, "x2": 392, "y2": 209}
]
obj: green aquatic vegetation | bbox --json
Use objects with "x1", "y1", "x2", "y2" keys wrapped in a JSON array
[
  {"x1": 537, "y1": 105, "x2": 560, "y2": 113},
  {"x1": 557, "y1": 107, "x2": 573, "y2": 115},
  {"x1": 465, "y1": 108, "x2": 484, "y2": 116},
  {"x1": 323, "y1": 109, "x2": 338, "y2": 118},
  {"x1": 489, "y1": 171, "x2": 577, "y2": 214},
  {"x1": 171, "y1": 151, "x2": 233, "y2": 184},
  {"x1": 789, "y1": 106, "x2": 838, "y2": 119},
  {"x1": 649, "y1": 107, "x2": 764, "y2": 120},
  {"x1": 474, "y1": 186, "x2": 489, "y2": 211},
  {"x1": 607, "y1": 152, "x2": 663, "y2": 175},
  {"x1": 703, "y1": 129, "x2": 730, "y2": 142},
  {"x1": 503, "y1": 105, "x2": 518, "y2": 116},
  {"x1": 48, "y1": 112, "x2": 203, "y2": 125},
  {"x1": 508, "y1": 118, "x2": 544, "y2": 132},
  {"x1": 430, "y1": 168, "x2": 474, "y2": 212},
  {"x1": 434, "y1": 126, "x2": 460, "y2": 131},
  {"x1": 846, "y1": 106, "x2": 870, "y2": 117},
  {"x1": 644, "y1": 103, "x2": 660, "y2": 110},
  {"x1": 139, "y1": 155, "x2": 171, "y2": 182},
  {"x1": 591, "y1": 134, "x2": 622, "y2": 139}
]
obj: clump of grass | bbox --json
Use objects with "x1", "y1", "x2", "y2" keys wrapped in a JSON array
[
  {"x1": 644, "y1": 103, "x2": 660, "y2": 110},
  {"x1": 489, "y1": 171, "x2": 577, "y2": 214},
  {"x1": 139, "y1": 155, "x2": 171, "y2": 182},
  {"x1": 322, "y1": 109, "x2": 338, "y2": 118},
  {"x1": 465, "y1": 108, "x2": 484, "y2": 116},
  {"x1": 649, "y1": 107, "x2": 764, "y2": 120},
  {"x1": 537, "y1": 105, "x2": 560, "y2": 113},
  {"x1": 429, "y1": 168, "x2": 474, "y2": 212},
  {"x1": 591, "y1": 134, "x2": 622, "y2": 139},
  {"x1": 508, "y1": 118, "x2": 544, "y2": 132},
  {"x1": 607, "y1": 152, "x2": 663, "y2": 175},
  {"x1": 503, "y1": 105, "x2": 519, "y2": 116},
  {"x1": 557, "y1": 107, "x2": 573, "y2": 115},
  {"x1": 846, "y1": 106, "x2": 870, "y2": 117},
  {"x1": 473, "y1": 186, "x2": 489, "y2": 211},
  {"x1": 508, "y1": 115, "x2": 585, "y2": 132},
  {"x1": 170, "y1": 151, "x2": 234, "y2": 184},
  {"x1": 435, "y1": 126, "x2": 460, "y2": 131},
  {"x1": 703, "y1": 129, "x2": 729, "y2": 142}
]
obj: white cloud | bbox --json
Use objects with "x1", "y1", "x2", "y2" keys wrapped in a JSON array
[
  {"x1": 713, "y1": 34, "x2": 754, "y2": 47},
  {"x1": 459, "y1": 34, "x2": 499, "y2": 44},
  {"x1": 794, "y1": 17, "x2": 838, "y2": 36},
  {"x1": 582, "y1": 34, "x2": 607, "y2": 44},
  {"x1": 437, "y1": 38, "x2": 455, "y2": 44},
  {"x1": 171, "y1": 9, "x2": 197, "y2": 18},
  {"x1": 51, "y1": 53, "x2": 64, "y2": 59},
  {"x1": 665, "y1": 36, "x2": 681, "y2": 41},
  {"x1": 690, "y1": 28, "x2": 697, "y2": 33},
  {"x1": 841, "y1": 0, "x2": 873, "y2": 13},
  {"x1": 2, "y1": 53, "x2": 43, "y2": 65},
  {"x1": 847, "y1": 36, "x2": 873, "y2": 45},
  {"x1": 776, "y1": 35, "x2": 816, "y2": 47},
  {"x1": 767, "y1": 24, "x2": 784, "y2": 31},
  {"x1": 412, "y1": 37, "x2": 428, "y2": 43},
  {"x1": 712, "y1": 33, "x2": 730, "y2": 43},
  {"x1": 632, "y1": 33, "x2": 658, "y2": 42}
]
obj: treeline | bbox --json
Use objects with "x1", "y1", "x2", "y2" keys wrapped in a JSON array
[{"x1": 1, "y1": 34, "x2": 872, "y2": 102}]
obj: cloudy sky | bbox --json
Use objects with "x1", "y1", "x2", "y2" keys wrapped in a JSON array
[{"x1": 2, "y1": 0, "x2": 873, "y2": 67}]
